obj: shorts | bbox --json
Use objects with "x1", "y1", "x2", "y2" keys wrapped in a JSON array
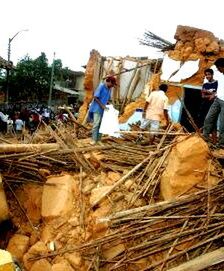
[{"x1": 140, "y1": 119, "x2": 160, "y2": 134}]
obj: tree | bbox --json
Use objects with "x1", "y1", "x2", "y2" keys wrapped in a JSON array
[
  {"x1": 0, "y1": 52, "x2": 74, "y2": 103},
  {"x1": 2, "y1": 52, "x2": 73, "y2": 103},
  {"x1": 8, "y1": 53, "x2": 50, "y2": 102}
]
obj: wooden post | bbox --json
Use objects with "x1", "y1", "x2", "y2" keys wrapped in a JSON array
[
  {"x1": 126, "y1": 68, "x2": 141, "y2": 104},
  {"x1": 120, "y1": 62, "x2": 139, "y2": 113}
]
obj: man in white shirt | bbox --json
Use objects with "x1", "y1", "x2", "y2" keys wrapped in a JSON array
[
  {"x1": 203, "y1": 58, "x2": 224, "y2": 147},
  {"x1": 141, "y1": 84, "x2": 169, "y2": 144}
]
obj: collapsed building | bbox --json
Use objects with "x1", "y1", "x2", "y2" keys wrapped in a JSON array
[
  {"x1": 79, "y1": 25, "x2": 224, "y2": 130},
  {"x1": 1, "y1": 25, "x2": 224, "y2": 271},
  {"x1": 78, "y1": 50, "x2": 162, "y2": 124}
]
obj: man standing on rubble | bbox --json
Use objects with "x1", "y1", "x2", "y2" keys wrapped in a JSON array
[
  {"x1": 89, "y1": 76, "x2": 117, "y2": 145},
  {"x1": 198, "y1": 68, "x2": 217, "y2": 142},
  {"x1": 141, "y1": 84, "x2": 169, "y2": 144},
  {"x1": 203, "y1": 58, "x2": 224, "y2": 147}
]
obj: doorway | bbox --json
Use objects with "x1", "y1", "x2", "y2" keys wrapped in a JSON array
[{"x1": 180, "y1": 87, "x2": 202, "y2": 132}]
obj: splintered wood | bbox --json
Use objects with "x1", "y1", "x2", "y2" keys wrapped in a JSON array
[
  {"x1": 77, "y1": 180, "x2": 224, "y2": 270},
  {"x1": 2, "y1": 121, "x2": 224, "y2": 271}
]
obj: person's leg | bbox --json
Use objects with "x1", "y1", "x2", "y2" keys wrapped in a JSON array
[
  {"x1": 97, "y1": 112, "x2": 104, "y2": 142},
  {"x1": 149, "y1": 120, "x2": 160, "y2": 144},
  {"x1": 92, "y1": 111, "x2": 102, "y2": 143},
  {"x1": 198, "y1": 100, "x2": 210, "y2": 129},
  {"x1": 203, "y1": 99, "x2": 220, "y2": 141},
  {"x1": 218, "y1": 99, "x2": 224, "y2": 146},
  {"x1": 137, "y1": 119, "x2": 150, "y2": 143}
]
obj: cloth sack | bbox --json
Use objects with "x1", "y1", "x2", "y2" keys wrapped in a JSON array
[{"x1": 99, "y1": 105, "x2": 120, "y2": 137}]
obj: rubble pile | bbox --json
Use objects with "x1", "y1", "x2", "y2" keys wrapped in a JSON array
[
  {"x1": 2, "y1": 25, "x2": 224, "y2": 270},
  {"x1": 1, "y1": 121, "x2": 224, "y2": 270}
]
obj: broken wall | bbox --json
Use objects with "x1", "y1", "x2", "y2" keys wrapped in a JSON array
[
  {"x1": 78, "y1": 50, "x2": 102, "y2": 123},
  {"x1": 78, "y1": 51, "x2": 158, "y2": 123},
  {"x1": 166, "y1": 25, "x2": 224, "y2": 85}
]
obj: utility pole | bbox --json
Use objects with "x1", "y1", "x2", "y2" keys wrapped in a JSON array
[
  {"x1": 48, "y1": 52, "x2": 55, "y2": 108},
  {"x1": 5, "y1": 29, "x2": 28, "y2": 104}
]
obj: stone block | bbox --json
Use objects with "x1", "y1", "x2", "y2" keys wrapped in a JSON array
[
  {"x1": 23, "y1": 241, "x2": 48, "y2": 270},
  {"x1": 41, "y1": 174, "x2": 74, "y2": 219},
  {"x1": 30, "y1": 259, "x2": 51, "y2": 271},
  {"x1": 7, "y1": 234, "x2": 29, "y2": 261},
  {"x1": 51, "y1": 259, "x2": 74, "y2": 271}
]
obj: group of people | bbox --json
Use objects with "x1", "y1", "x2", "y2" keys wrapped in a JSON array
[
  {"x1": 0, "y1": 104, "x2": 80, "y2": 136},
  {"x1": 89, "y1": 57, "x2": 224, "y2": 148}
]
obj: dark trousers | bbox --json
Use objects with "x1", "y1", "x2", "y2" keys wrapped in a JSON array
[
  {"x1": 203, "y1": 98, "x2": 224, "y2": 145},
  {"x1": 198, "y1": 99, "x2": 214, "y2": 128}
]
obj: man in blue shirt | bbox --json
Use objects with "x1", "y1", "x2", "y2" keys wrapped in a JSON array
[{"x1": 89, "y1": 76, "x2": 116, "y2": 144}]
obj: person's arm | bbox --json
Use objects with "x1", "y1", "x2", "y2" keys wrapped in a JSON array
[
  {"x1": 94, "y1": 97, "x2": 107, "y2": 110},
  {"x1": 143, "y1": 93, "x2": 152, "y2": 118},
  {"x1": 208, "y1": 91, "x2": 217, "y2": 101},
  {"x1": 201, "y1": 89, "x2": 208, "y2": 98},
  {"x1": 93, "y1": 83, "x2": 107, "y2": 110},
  {"x1": 208, "y1": 81, "x2": 218, "y2": 100}
]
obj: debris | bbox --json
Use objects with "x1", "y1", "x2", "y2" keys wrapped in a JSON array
[
  {"x1": 0, "y1": 174, "x2": 9, "y2": 222},
  {"x1": 167, "y1": 247, "x2": 224, "y2": 271},
  {"x1": 2, "y1": 25, "x2": 224, "y2": 271},
  {"x1": 41, "y1": 174, "x2": 74, "y2": 219},
  {"x1": 30, "y1": 259, "x2": 52, "y2": 271},
  {"x1": 160, "y1": 135, "x2": 210, "y2": 200},
  {"x1": 7, "y1": 234, "x2": 30, "y2": 261}
]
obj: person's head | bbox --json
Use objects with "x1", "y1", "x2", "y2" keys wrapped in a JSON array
[
  {"x1": 214, "y1": 58, "x2": 224, "y2": 74},
  {"x1": 159, "y1": 84, "x2": 168, "y2": 93},
  {"x1": 105, "y1": 76, "x2": 117, "y2": 88},
  {"x1": 204, "y1": 68, "x2": 214, "y2": 81}
]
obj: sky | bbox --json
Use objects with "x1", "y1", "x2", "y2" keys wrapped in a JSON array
[{"x1": 1, "y1": 0, "x2": 223, "y2": 71}]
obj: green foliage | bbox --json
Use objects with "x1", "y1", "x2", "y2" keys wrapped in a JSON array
[{"x1": 2, "y1": 52, "x2": 73, "y2": 102}]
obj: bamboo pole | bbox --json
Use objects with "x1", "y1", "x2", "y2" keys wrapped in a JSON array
[
  {"x1": 91, "y1": 153, "x2": 152, "y2": 208},
  {"x1": 65, "y1": 106, "x2": 88, "y2": 130},
  {"x1": 0, "y1": 143, "x2": 60, "y2": 154},
  {"x1": 126, "y1": 68, "x2": 141, "y2": 104},
  {"x1": 120, "y1": 63, "x2": 139, "y2": 113},
  {"x1": 167, "y1": 247, "x2": 224, "y2": 271},
  {"x1": 117, "y1": 131, "x2": 189, "y2": 136}
]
